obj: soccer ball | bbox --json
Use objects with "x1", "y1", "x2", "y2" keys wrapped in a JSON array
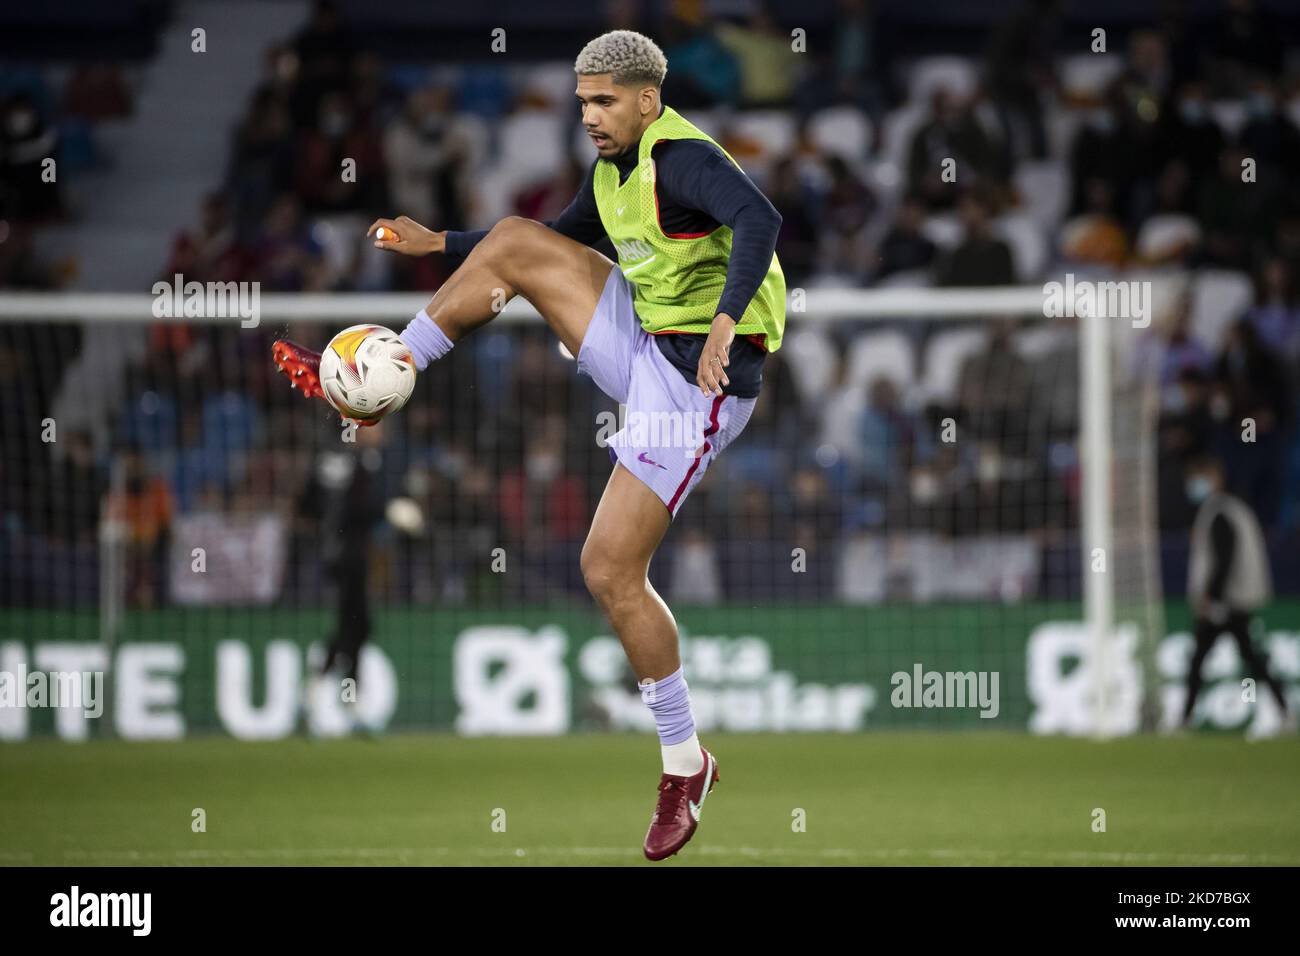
[{"x1": 319, "y1": 324, "x2": 416, "y2": 423}]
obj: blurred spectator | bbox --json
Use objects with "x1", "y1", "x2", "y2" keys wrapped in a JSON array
[
  {"x1": 768, "y1": 157, "x2": 818, "y2": 287},
  {"x1": 955, "y1": 321, "x2": 1031, "y2": 454},
  {"x1": 1133, "y1": 293, "x2": 1214, "y2": 401},
  {"x1": 1244, "y1": 257, "x2": 1300, "y2": 359},
  {"x1": 983, "y1": 0, "x2": 1059, "y2": 161},
  {"x1": 1067, "y1": 91, "x2": 1130, "y2": 220},
  {"x1": 515, "y1": 157, "x2": 584, "y2": 224},
  {"x1": 160, "y1": 193, "x2": 240, "y2": 284},
  {"x1": 1214, "y1": 319, "x2": 1293, "y2": 525},
  {"x1": 858, "y1": 377, "x2": 917, "y2": 494},
  {"x1": 1060, "y1": 178, "x2": 1129, "y2": 269},
  {"x1": 289, "y1": 0, "x2": 355, "y2": 130},
  {"x1": 1237, "y1": 77, "x2": 1300, "y2": 193},
  {"x1": 1209, "y1": 0, "x2": 1286, "y2": 96},
  {"x1": 934, "y1": 191, "x2": 1014, "y2": 286},
  {"x1": 61, "y1": 64, "x2": 132, "y2": 121},
  {"x1": 105, "y1": 451, "x2": 174, "y2": 608},
  {"x1": 873, "y1": 194, "x2": 936, "y2": 279},
  {"x1": 660, "y1": 13, "x2": 740, "y2": 109},
  {"x1": 1195, "y1": 145, "x2": 1277, "y2": 270},
  {"x1": 0, "y1": 91, "x2": 60, "y2": 222},
  {"x1": 251, "y1": 194, "x2": 328, "y2": 290},
  {"x1": 1159, "y1": 81, "x2": 1223, "y2": 177},
  {"x1": 820, "y1": 155, "x2": 876, "y2": 279},
  {"x1": 908, "y1": 88, "x2": 1000, "y2": 212},
  {"x1": 384, "y1": 85, "x2": 472, "y2": 227},
  {"x1": 715, "y1": 4, "x2": 798, "y2": 108},
  {"x1": 293, "y1": 91, "x2": 386, "y2": 215},
  {"x1": 1157, "y1": 367, "x2": 1215, "y2": 530}
]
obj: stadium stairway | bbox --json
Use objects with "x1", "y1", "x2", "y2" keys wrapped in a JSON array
[{"x1": 42, "y1": 0, "x2": 309, "y2": 447}]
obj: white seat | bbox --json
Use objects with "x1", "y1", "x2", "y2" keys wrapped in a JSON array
[
  {"x1": 992, "y1": 213, "x2": 1047, "y2": 282},
  {"x1": 879, "y1": 103, "x2": 927, "y2": 179},
  {"x1": 921, "y1": 213, "x2": 963, "y2": 250},
  {"x1": 1060, "y1": 53, "x2": 1124, "y2": 99},
  {"x1": 807, "y1": 105, "x2": 872, "y2": 160},
  {"x1": 1013, "y1": 325, "x2": 1069, "y2": 360},
  {"x1": 728, "y1": 110, "x2": 797, "y2": 160},
  {"x1": 525, "y1": 63, "x2": 580, "y2": 110},
  {"x1": 846, "y1": 330, "x2": 916, "y2": 392},
  {"x1": 1191, "y1": 269, "x2": 1253, "y2": 350},
  {"x1": 907, "y1": 56, "x2": 977, "y2": 103},
  {"x1": 1209, "y1": 100, "x2": 1248, "y2": 138},
  {"x1": 1014, "y1": 160, "x2": 1069, "y2": 233},
  {"x1": 497, "y1": 110, "x2": 566, "y2": 182},
  {"x1": 1136, "y1": 214, "x2": 1201, "y2": 262},
  {"x1": 921, "y1": 327, "x2": 988, "y2": 405},
  {"x1": 784, "y1": 327, "x2": 838, "y2": 404}
]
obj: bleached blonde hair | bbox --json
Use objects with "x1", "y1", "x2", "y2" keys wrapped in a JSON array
[{"x1": 574, "y1": 30, "x2": 667, "y2": 88}]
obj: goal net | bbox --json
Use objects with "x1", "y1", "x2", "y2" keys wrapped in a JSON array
[{"x1": 0, "y1": 285, "x2": 1163, "y2": 740}]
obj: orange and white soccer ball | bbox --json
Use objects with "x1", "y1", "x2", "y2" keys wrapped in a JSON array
[{"x1": 319, "y1": 324, "x2": 416, "y2": 423}]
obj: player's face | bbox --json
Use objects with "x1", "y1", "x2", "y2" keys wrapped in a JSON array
[{"x1": 575, "y1": 74, "x2": 654, "y2": 159}]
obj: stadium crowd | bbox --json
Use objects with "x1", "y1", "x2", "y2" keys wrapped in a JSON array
[{"x1": 3, "y1": 0, "x2": 1300, "y2": 607}]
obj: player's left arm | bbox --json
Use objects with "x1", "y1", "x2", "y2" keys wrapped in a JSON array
[{"x1": 653, "y1": 140, "x2": 783, "y2": 396}]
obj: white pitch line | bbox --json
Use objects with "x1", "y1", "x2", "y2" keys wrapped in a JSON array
[{"x1": 4, "y1": 845, "x2": 1297, "y2": 865}]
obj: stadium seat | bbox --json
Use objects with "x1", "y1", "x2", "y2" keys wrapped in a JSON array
[
  {"x1": 846, "y1": 330, "x2": 917, "y2": 392},
  {"x1": 1190, "y1": 268, "x2": 1254, "y2": 349},
  {"x1": 727, "y1": 110, "x2": 797, "y2": 162},
  {"x1": 1060, "y1": 53, "x2": 1124, "y2": 100},
  {"x1": 920, "y1": 326, "x2": 987, "y2": 406},
  {"x1": 879, "y1": 103, "x2": 926, "y2": 179},
  {"x1": 1013, "y1": 324, "x2": 1070, "y2": 360},
  {"x1": 496, "y1": 108, "x2": 566, "y2": 181},
  {"x1": 1013, "y1": 161, "x2": 1069, "y2": 234},
  {"x1": 1210, "y1": 100, "x2": 1248, "y2": 137},
  {"x1": 992, "y1": 213, "x2": 1047, "y2": 282},
  {"x1": 783, "y1": 327, "x2": 838, "y2": 404},
  {"x1": 921, "y1": 213, "x2": 963, "y2": 251},
  {"x1": 807, "y1": 106, "x2": 873, "y2": 161},
  {"x1": 906, "y1": 56, "x2": 977, "y2": 103},
  {"x1": 1135, "y1": 214, "x2": 1202, "y2": 263}
]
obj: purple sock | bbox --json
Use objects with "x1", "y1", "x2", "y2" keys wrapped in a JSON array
[
  {"x1": 398, "y1": 308, "x2": 453, "y2": 371},
  {"x1": 640, "y1": 667, "x2": 696, "y2": 745}
]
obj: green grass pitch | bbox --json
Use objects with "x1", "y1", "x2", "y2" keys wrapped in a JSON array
[{"x1": 2, "y1": 733, "x2": 1297, "y2": 866}]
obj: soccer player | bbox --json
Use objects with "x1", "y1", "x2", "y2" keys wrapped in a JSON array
[{"x1": 273, "y1": 29, "x2": 786, "y2": 860}]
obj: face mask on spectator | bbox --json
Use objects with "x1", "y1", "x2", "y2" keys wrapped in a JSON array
[
  {"x1": 321, "y1": 111, "x2": 350, "y2": 138},
  {"x1": 1247, "y1": 93, "x2": 1273, "y2": 118},
  {"x1": 525, "y1": 451, "x2": 561, "y2": 483},
  {"x1": 1089, "y1": 110, "x2": 1115, "y2": 134},
  {"x1": 1185, "y1": 475, "x2": 1212, "y2": 503},
  {"x1": 6, "y1": 109, "x2": 35, "y2": 136},
  {"x1": 910, "y1": 471, "x2": 939, "y2": 503}
]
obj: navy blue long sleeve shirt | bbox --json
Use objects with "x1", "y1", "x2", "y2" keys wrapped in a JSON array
[{"x1": 443, "y1": 115, "x2": 781, "y2": 397}]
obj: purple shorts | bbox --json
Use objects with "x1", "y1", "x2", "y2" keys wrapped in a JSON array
[{"x1": 577, "y1": 266, "x2": 756, "y2": 518}]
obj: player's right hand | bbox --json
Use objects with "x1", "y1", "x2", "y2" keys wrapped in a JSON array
[{"x1": 367, "y1": 215, "x2": 446, "y2": 256}]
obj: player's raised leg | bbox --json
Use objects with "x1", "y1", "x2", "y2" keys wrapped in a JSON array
[
  {"x1": 582, "y1": 463, "x2": 719, "y2": 861},
  {"x1": 273, "y1": 215, "x2": 616, "y2": 399},
  {"x1": 412, "y1": 216, "x2": 614, "y2": 357}
]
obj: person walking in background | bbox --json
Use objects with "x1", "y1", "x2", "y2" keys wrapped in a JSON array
[{"x1": 1181, "y1": 453, "x2": 1294, "y2": 734}]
